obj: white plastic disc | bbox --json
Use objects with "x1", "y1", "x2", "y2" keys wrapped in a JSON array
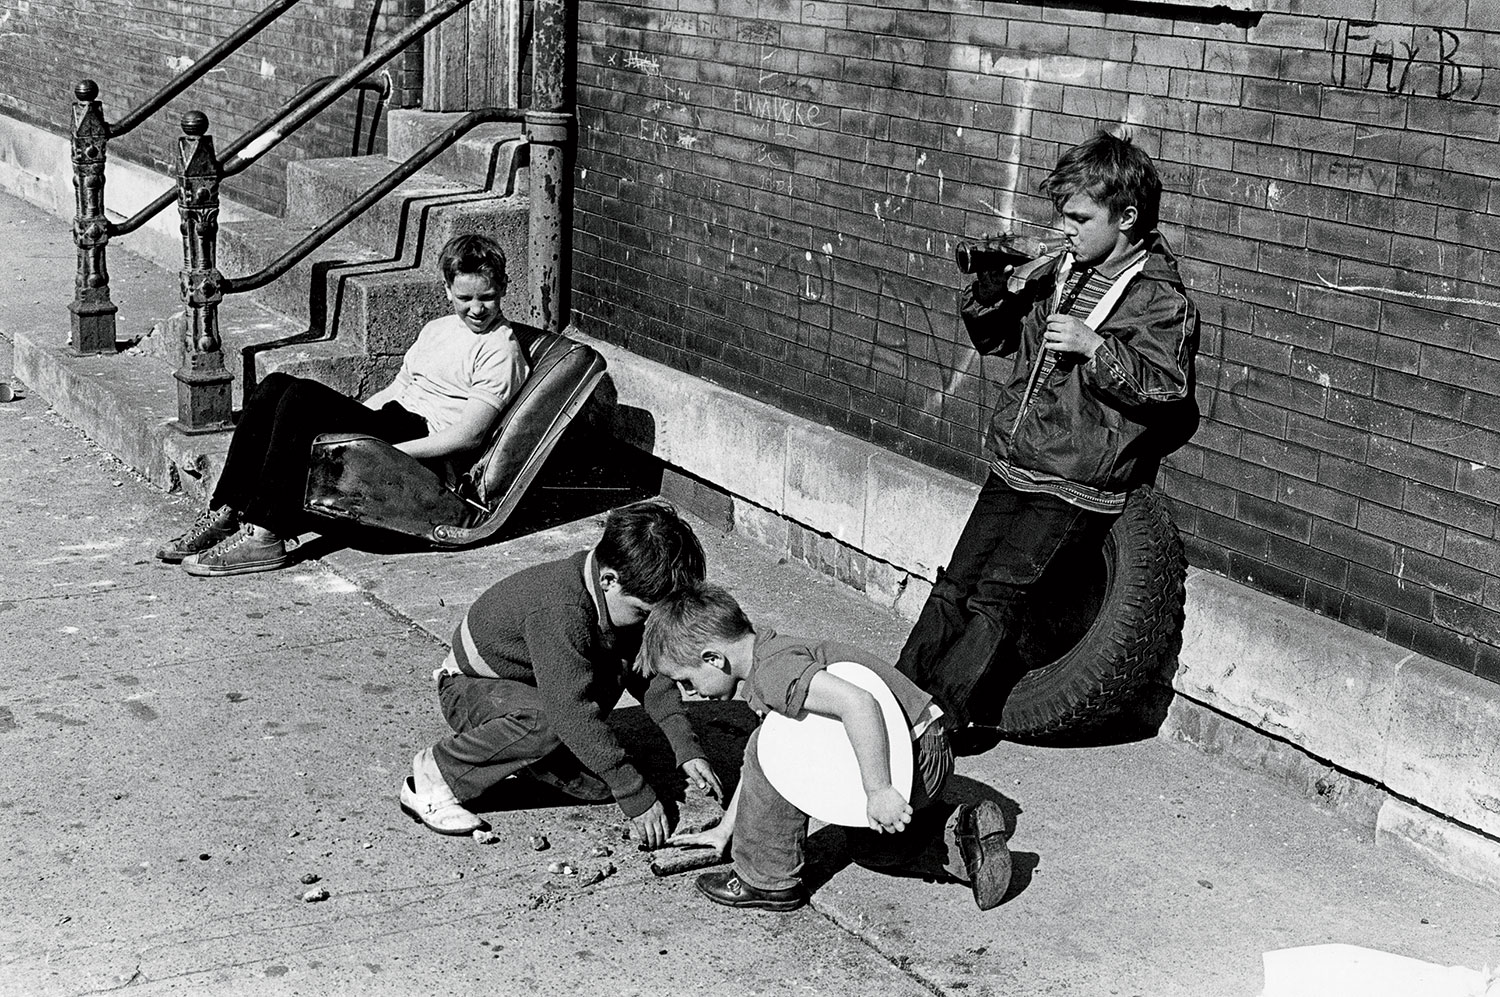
[{"x1": 756, "y1": 660, "x2": 914, "y2": 827}]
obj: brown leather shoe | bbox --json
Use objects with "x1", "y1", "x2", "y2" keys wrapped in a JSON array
[
  {"x1": 695, "y1": 869, "x2": 805, "y2": 912},
  {"x1": 956, "y1": 799, "x2": 1012, "y2": 911}
]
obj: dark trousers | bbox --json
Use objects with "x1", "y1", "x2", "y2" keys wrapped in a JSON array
[
  {"x1": 430, "y1": 672, "x2": 610, "y2": 804},
  {"x1": 211, "y1": 372, "x2": 427, "y2": 537},
  {"x1": 896, "y1": 473, "x2": 1115, "y2": 727}
]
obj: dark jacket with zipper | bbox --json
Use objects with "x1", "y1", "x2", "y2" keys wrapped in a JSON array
[{"x1": 961, "y1": 232, "x2": 1200, "y2": 497}]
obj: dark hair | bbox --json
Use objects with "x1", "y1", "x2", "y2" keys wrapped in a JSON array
[
  {"x1": 1040, "y1": 131, "x2": 1162, "y2": 233},
  {"x1": 595, "y1": 499, "x2": 706, "y2": 603},
  {"x1": 439, "y1": 233, "x2": 508, "y2": 287},
  {"x1": 638, "y1": 582, "x2": 754, "y2": 677}
]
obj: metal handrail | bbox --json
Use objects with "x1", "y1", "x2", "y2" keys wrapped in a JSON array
[
  {"x1": 111, "y1": 0, "x2": 302, "y2": 139},
  {"x1": 66, "y1": 0, "x2": 396, "y2": 354},
  {"x1": 225, "y1": 107, "x2": 526, "y2": 296},
  {"x1": 110, "y1": 74, "x2": 391, "y2": 240},
  {"x1": 220, "y1": 0, "x2": 471, "y2": 180},
  {"x1": 350, "y1": 0, "x2": 389, "y2": 157}
]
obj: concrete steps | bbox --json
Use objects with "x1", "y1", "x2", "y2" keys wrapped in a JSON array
[{"x1": 386, "y1": 113, "x2": 528, "y2": 188}]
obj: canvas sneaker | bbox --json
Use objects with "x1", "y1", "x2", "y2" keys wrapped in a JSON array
[
  {"x1": 182, "y1": 525, "x2": 290, "y2": 576},
  {"x1": 156, "y1": 505, "x2": 238, "y2": 563}
]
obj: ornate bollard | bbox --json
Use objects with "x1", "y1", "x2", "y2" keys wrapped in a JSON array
[
  {"x1": 69, "y1": 80, "x2": 118, "y2": 354},
  {"x1": 172, "y1": 111, "x2": 233, "y2": 433}
]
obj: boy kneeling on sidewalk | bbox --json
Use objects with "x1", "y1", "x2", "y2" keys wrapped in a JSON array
[
  {"x1": 402, "y1": 500, "x2": 722, "y2": 847},
  {"x1": 640, "y1": 583, "x2": 1012, "y2": 911}
]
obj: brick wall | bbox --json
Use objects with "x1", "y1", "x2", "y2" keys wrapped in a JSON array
[
  {"x1": 571, "y1": 0, "x2": 1500, "y2": 680},
  {"x1": 0, "y1": 0, "x2": 424, "y2": 214}
]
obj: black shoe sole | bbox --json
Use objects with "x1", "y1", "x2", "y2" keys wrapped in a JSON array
[
  {"x1": 970, "y1": 837, "x2": 1012, "y2": 911},
  {"x1": 960, "y1": 800, "x2": 1013, "y2": 910}
]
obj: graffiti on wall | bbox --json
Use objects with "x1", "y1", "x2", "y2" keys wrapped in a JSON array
[
  {"x1": 1328, "y1": 20, "x2": 1484, "y2": 100},
  {"x1": 611, "y1": 49, "x2": 704, "y2": 151}
]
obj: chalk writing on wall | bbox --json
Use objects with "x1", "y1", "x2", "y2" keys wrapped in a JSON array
[
  {"x1": 1328, "y1": 20, "x2": 1484, "y2": 100},
  {"x1": 731, "y1": 89, "x2": 827, "y2": 137},
  {"x1": 616, "y1": 48, "x2": 705, "y2": 152}
]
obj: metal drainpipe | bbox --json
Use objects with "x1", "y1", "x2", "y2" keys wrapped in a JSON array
[{"x1": 527, "y1": 0, "x2": 570, "y2": 335}]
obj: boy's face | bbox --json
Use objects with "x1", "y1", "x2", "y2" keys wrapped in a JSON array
[
  {"x1": 599, "y1": 570, "x2": 655, "y2": 627},
  {"x1": 668, "y1": 654, "x2": 740, "y2": 701},
  {"x1": 446, "y1": 271, "x2": 504, "y2": 335},
  {"x1": 1058, "y1": 192, "x2": 1139, "y2": 268}
]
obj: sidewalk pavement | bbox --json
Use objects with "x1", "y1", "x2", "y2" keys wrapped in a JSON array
[{"x1": 4, "y1": 189, "x2": 1500, "y2": 996}]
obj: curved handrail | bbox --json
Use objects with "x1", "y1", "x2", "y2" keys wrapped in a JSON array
[
  {"x1": 220, "y1": 0, "x2": 470, "y2": 180},
  {"x1": 224, "y1": 107, "x2": 526, "y2": 295},
  {"x1": 110, "y1": 74, "x2": 391, "y2": 239},
  {"x1": 109, "y1": 0, "x2": 302, "y2": 139}
]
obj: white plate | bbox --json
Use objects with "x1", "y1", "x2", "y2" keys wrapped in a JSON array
[{"x1": 756, "y1": 660, "x2": 914, "y2": 827}]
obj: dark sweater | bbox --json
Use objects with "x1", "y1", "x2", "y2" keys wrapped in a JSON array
[{"x1": 444, "y1": 550, "x2": 704, "y2": 817}]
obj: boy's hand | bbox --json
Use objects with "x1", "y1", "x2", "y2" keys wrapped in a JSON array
[
  {"x1": 681, "y1": 757, "x2": 723, "y2": 802},
  {"x1": 632, "y1": 800, "x2": 671, "y2": 849},
  {"x1": 668, "y1": 821, "x2": 731, "y2": 858},
  {"x1": 971, "y1": 267, "x2": 1011, "y2": 306},
  {"x1": 1043, "y1": 314, "x2": 1105, "y2": 357},
  {"x1": 866, "y1": 787, "x2": 913, "y2": 834}
]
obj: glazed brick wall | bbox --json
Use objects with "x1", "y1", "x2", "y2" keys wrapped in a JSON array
[
  {"x1": 570, "y1": 0, "x2": 1500, "y2": 680},
  {"x1": 0, "y1": 0, "x2": 424, "y2": 214}
]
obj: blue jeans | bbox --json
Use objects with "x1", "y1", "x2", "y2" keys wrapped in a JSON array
[
  {"x1": 732, "y1": 723, "x2": 956, "y2": 892},
  {"x1": 430, "y1": 673, "x2": 610, "y2": 804},
  {"x1": 897, "y1": 473, "x2": 1115, "y2": 727}
]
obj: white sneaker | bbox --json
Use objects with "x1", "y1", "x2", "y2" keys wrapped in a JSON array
[
  {"x1": 400, "y1": 748, "x2": 487, "y2": 836},
  {"x1": 399, "y1": 776, "x2": 487, "y2": 835}
]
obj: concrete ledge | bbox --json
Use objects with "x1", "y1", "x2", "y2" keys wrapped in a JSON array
[
  {"x1": 1176, "y1": 570, "x2": 1403, "y2": 803},
  {"x1": 583, "y1": 331, "x2": 975, "y2": 582},
  {"x1": 1377, "y1": 798, "x2": 1500, "y2": 893},
  {"x1": 14, "y1": 324, "x2": 231, "y2": 502},
  {"x1": 1386, "y1": 659, "x2": 1500, "y2": 840},
  {"x1": 579, "y1": 328, "x2": 1500, "y2": 887}
]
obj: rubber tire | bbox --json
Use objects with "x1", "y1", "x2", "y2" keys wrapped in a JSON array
[{"x1": 968, "y1": 485, "x2": 1187, "y2": 745}]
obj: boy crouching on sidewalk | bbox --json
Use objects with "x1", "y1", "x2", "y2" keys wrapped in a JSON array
[
  {"x1": 639, "y1": 583, "x2": 1011, "y2": 911},
  {"x1": 401, "y1": 499, "x2": 722, "y2": 848}
]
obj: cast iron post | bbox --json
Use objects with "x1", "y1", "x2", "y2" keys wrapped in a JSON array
[
  {"x1": 526, "y1": 0, "x2": 571, "y2": 334},
  {"x1": 69, "y1": 80, "x2": 118, "y2": 354},
  {"x1": 172, "y1": 111, "x2": 234, "y2": 433}
]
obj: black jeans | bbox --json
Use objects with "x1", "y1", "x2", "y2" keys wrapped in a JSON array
[
  {"x1": 211, "y1": 372, "x2": 427, "y2": 537},
  {"x1": 896, "y1": 473, "x2": 1115, "y2": 727}
]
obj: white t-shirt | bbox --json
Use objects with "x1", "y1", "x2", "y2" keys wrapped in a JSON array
[{"x1": 388, "y1": 314, "x2": 528, "y2": 435}]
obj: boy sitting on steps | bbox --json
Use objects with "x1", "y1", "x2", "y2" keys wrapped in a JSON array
[
  {"x1": 640, "y1": 582, "x2": 1012, "y2": 912},
  {"x1": 401, "y1": 499, "x2": 722, "y2": 848}
]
